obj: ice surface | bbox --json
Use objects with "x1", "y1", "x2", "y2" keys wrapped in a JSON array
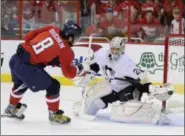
[{"x1": 1, "y1": 83, "x2": 184, "y2": 135}]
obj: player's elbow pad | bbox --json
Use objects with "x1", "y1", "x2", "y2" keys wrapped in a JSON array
[{"x1": 90, "y1": 63, "x2": 100, "y2": 73}]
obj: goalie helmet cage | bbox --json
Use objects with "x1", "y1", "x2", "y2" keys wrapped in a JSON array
[{"x1": 163, "y1": 34, "x2": 185, "y2": 111}]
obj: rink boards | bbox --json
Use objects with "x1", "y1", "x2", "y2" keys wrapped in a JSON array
[{"x1": 1, "y1": 40, "x2": 184, "y2": 94}]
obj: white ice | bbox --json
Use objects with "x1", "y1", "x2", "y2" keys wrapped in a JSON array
[{"x1": 1, "y1": 83, "x2": 184, "y2": 135}]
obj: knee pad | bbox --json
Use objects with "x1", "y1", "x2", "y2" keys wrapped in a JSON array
[{"x1": 46, "y1": 79, "x2": 60, "y2": 97}]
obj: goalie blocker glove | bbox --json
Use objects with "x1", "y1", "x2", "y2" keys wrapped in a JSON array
[{"x1": 89, "y1": 63, "x2": 100, "y2": 73}]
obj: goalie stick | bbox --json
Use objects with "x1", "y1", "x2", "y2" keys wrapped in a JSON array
[
  {"x1": 86, "y1": 71, "x2": 140, "y2": 84},
  {"x1": 78, "y1": 36, "x2": 96, "y2": 120}
]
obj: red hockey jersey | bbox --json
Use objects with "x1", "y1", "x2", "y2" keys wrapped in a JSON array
[{"x1": 22, "y1": 25, "x2": 77, "y2": 79}]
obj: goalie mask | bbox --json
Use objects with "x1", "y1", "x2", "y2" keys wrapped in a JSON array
[{"x1": 109, "y1": 37, "x2": 125, "y2": 61}]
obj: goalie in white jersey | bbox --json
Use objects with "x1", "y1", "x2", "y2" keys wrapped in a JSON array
[{"x1": 74, "y1": 37, "x2": 174, "y2": 125}]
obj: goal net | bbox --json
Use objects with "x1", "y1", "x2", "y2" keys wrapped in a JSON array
[{"x1": 163, "y1": 34, "x2": 184, "y2": 113}]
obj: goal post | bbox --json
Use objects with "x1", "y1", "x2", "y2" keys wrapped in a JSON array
[{"x1": 163, "y1": 34, "x2": 185, "y2": 111}]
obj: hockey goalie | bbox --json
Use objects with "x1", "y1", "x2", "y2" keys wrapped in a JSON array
[{"x1": 73, "y1": 37, "x2": 174, "y2": 125}]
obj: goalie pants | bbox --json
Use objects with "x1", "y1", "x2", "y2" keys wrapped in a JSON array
[
  {"x1": 9, "y1": 45, "x2": 60, "y2": 97},
  {"x1": 101, "y1": 85, "x2": 136, "y2": 108}
]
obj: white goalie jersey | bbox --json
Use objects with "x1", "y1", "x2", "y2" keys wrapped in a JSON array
[{"x1": 92, "y1": 47, "x2": 142, "y2": 93}]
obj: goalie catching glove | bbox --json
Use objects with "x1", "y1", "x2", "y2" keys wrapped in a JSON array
[
  {"x1": 128, "y1": 70, "x2": 174, "y2": 101},
  {"x1": 149, "y1": 83, "x2": 174, "y2": 101}
]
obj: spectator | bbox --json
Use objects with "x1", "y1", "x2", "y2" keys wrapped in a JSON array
[
  {"x1": 163, "y1": 0, "x2": 184, "y2": 26},
  {"x1": 100, "y1": 8, "x2": 118, "y2": 29},
  {"x1": 80, "y1": 0, "x2": 91, "y2": 32},
  {"x1": 123, "y1": 8, "x2": 143, "y2": 42},
  {"x1": 89, "y1": 0, "x2": 97, "y2": 24},
  {"x1": 1, "y1": 13, "x2": 17, "y2": 38},
  {"x1": 153, "y1": 0, "x2": 165, "y2": 21},
  {"x1": 85, "y1": 15, "x2": 103, "y2": 36},
  {"x1": 89, "y1": 0, "x2": 108, "y2": 17},
  {"x1": 139, "y1": 10, "x2": 162, "y2": 42},
  {"x1": 120, "y1": 0, "x2": 141, "y2": 18},
  {"x1": 30, "y1": 1, "x2": 61, "y2": 28},
  {"x1": 6, "y1": 6, "x2": 18, "y2": 32},
  {"x1": 100, "y1": 8, "x2": 126, "y2": 39},
  {"x1": 2, "y1": 15, "x2": 10, "y2": 31},
  {"x1": 22, "y1": 8, "x2": 36, "y2": 32},
  {"x1": 106, "y1": 0, "x2": 122, "y2": 17},
  {"x1": 31, "y1": 0, "x2": 44, "y2": 18},
  {"x1": 141, "y1": 0, "x2": 160, "y2": 18},
  {"x1": 1, "y1": 1, "x2": 18, "y2": 38},
  {"x1": 89, "y1": 0, "x2": 121, "y2": 28},
  {"x1": 89, "y1": 0, "x2": 121, "y2": 23},
  {"x1": 170, "y1": 7, "x2": 185, "y2": 34}
]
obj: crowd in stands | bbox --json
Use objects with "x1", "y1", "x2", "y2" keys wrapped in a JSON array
[
  {"x1": 1, "y1": 0, "x2": 19, "y2": 38},
  {"x1": 1, "y1": 0, "x2": 185, "y2": 43},
  {"x1": 84, "y1": 0, "x2": 185, "y2": 42}
]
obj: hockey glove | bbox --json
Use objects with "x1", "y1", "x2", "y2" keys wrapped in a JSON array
[
  {"x1": 76, "y1": 61, "x2": 90, "y2": 76},
  {"x1": 89, "y1": 63, "x2": 100, "y2": 73}
]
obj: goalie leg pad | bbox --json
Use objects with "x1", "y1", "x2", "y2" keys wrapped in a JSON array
[
  {"x1": 110, "y1": 100, "x2": 163, "y2": 125},
  {"x1": 85, "y1": 98, "x2": 106, "y2": 115},
  {"x1": 86, "y1": 80, "x2": 113, "y2": 99},
  {"x1": 84, "y1": 80, "x2": 112, "y2": 115},
  {"x1": 73, "y1": 80, "x2": 112, "y2": 116},
  {"x1": 73, "y1": 96, "x2": 107, "y2": 116}
]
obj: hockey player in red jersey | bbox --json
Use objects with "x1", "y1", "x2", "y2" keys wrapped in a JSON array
[{"x1": 3, "y1": 21, "x2": 83, "y2": 124}]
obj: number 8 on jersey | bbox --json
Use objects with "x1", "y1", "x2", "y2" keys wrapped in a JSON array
[{"x1": 32, "y1": 37, "x2": 54, "y2": 55}]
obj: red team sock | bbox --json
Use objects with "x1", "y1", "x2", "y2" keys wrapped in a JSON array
[
  {"x1": 10, "y1": 91, "x2": 60, "y2": 113},
  {"x1": 9, "y1": 90, "x2": 23, "y2": 106},
  {"x1": 46, "y1": 95, "x2": 60, "y2": 112}
]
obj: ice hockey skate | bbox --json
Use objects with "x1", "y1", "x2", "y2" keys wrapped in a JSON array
[
  {"x1": 2, "y1": 103, "x2": 27, "y2": 120},
  {"x1": 49, "y1": 110, "x2": 71, "y2": 124}
]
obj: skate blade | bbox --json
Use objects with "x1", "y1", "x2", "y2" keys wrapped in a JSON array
[
  {"x1": 1, "y1": 114, "x2": 15, "y2": 118},
  {"x1": 1, "y1": 113, "x2": 25, "y2": 120},
  {"x1": 49, "y1": 120, "x2": 71, "y2": 125}
]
